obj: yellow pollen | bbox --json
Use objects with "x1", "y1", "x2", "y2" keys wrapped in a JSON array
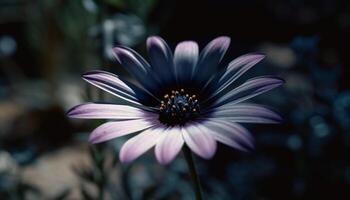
[{"x1": 159, "y1": 88, "x2": 200, "y2": 125}]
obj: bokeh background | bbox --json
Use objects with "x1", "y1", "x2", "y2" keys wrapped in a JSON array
[{"x1": 1, "y1": 0, "x2": 349, "y2": 199}]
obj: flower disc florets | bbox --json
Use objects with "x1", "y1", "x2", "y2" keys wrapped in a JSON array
[{"x1": 159, "y1": 89, "x2": 200, "y2": 125}]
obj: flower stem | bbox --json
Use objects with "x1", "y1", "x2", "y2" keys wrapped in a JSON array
[{"x1": 183, "y1": 146, "x2": 203, "y2": 200}]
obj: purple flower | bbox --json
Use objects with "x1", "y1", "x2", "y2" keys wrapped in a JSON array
[{"x1": 67, "y1": 36, "x2": 283, "y2": 164}]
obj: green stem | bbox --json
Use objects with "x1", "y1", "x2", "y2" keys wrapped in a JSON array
[{"x1": 183, "y1": 146, "x2": 203, "y2": 200}]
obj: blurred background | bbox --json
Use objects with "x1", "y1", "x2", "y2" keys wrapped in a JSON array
[{"x1": 0, "y1": 0, "x2": 349, "y2": 199}]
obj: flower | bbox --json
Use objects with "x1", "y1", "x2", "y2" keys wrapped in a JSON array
[{"x1": 67, "y1": 36, "x2": 284, "y2": 164}]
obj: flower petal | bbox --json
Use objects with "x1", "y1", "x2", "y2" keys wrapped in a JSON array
[
  {"x1": 194, "y1": 36, "x2": 230, "y2": 83},
  {"x1": 207, "y1": 103, "x2": 282, "y2": 123},
  {"x1": 119, "y1": 127, "x2": 165, "y2": 163},
  {"x1": 174, "y1": 41, "x2": 199, "y2": 83},
  {"x1": 200, "y1": 119, "x2": 254, "y2": 150},
  {"x1": 113, "y1": 46, "x2": 160, "y2": 93},
  {"x1": 211, "y1": 76, "x2": 284, "y2": 108},
  {"x1": 181, "y1": 123, "x2": 217, "y2": 159},
  {"x1": 209, "y1": 54, "x2": 265, "y2": 99},
  {"x1": 82, "y1": 70, "x2": 142, "y2": 107},
  {"x1": 89, "y1": 119, "x2": 157, "y2": 144},
  {"x1": 67, "y1": 103, "x2": 156, "y2": 119},
  {"x1": 147, "y1": 36, "x2": 175, "y2": 84},
  {"x1": 155, "y1": 126, "x2": 184, "y2": 164},
  {"x1": 113, "y1": 46, "x2": 150, "y2": 72}
]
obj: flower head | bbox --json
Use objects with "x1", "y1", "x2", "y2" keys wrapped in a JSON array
[{"x1": 67, "y1": 36, "x2": 284, "y2": 164}]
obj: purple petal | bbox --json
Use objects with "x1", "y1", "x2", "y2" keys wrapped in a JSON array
[
  {"x1": 67, "y1": 103, "x2": 156, "y2": 119},
  {"x1": 155, "y1": 126, "x2": 184, "y2": 165},
  {"x1": 208, "y1": 103, "x2": 282, "y2": 123},
  {"x1": 194, "y1": 36, "x2": 231, "y2": 83},
  {"x1": 211, "y1": 76, "x2": 284, "y2": 108},
  {"x1": 82, "y1": 70, "x2": 142, "y2": 106},
  {"x1": 119, "y1": 127, "x2": 165, "y2": 163},
  {"x1": 210, "y1": 54, "x2": 265, "y2": 98},
  {"x1": 88, "y1": 119, "x2": 157, "y2": 144},
  {"x1": 113, "y1": 47, "x2": 160, "y2": 92},
  {"x1": 174, "y1": 41, "x2": 199, "y2": 83},
  {"x1": 201, "y1": 119, "x2": 254, "y2": 150},
  {"x1": 147, "y1": 36, "x2": 175, "y2": 84},
  {"x1": 113, "y1": 46, "x2": 150, "y2": 72},
  {"x1": 219, "y1": 54, "x2": 265, "y2": 84},
  {"x1": 182, "y1": 123, "x2": 217, "y2": 159}
]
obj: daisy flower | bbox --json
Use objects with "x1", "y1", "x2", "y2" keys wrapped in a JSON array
[{"x1": 67, "y1": 36, "x2": 283, "y2": 165}]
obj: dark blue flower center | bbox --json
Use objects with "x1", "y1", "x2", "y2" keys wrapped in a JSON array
[{"x1": 159, "y1": 89, "x2": 200, "y2": 125}]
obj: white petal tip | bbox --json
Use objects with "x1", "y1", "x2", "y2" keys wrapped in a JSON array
[
  {"x1": 88, "y1": 138, "x2": 99, "y2": 144},
  {"x1": 157, "y1": 159, "x2": 171, "y2": 165},
  {"x1": 119, "y1": 156, "x2": 131, "y2": 163},
  {"x1": 213, "y1": 36, "x2": 231, "y2": 45},
  {"x1": 147, "y1": 36, "x2": 164, "y2": 47},
  {"x1": 112, "y1": 47, "x2": 134, "y2": 62}
]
